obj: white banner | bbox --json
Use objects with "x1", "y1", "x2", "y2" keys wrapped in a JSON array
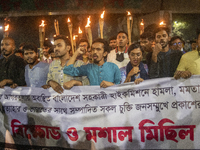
[{"x1": 1, "y1": 76, "x2": 200, "y2": 149}]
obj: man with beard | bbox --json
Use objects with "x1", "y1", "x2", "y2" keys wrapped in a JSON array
[
  {"x1": 23, "y1": 43, "x2": 49, "y2": 87},
  {"x1": 47, "y1": 35, "x2": 89, "y2": 93},
  {"x1": 63, "y1": 38, "x2": 121, "y2": 88},
  {"x1": 107, "y1": 31, "x2": 129, "y2": 69},
  {"x1": 149, "y1": 27, "x2": 183, "y2": 78},
  {"x1": 169, "y1": 36, "x2": 186, "y2": 53},
  {"x1": 0, "y1": 37, "x2": 26, "y2": 88}
]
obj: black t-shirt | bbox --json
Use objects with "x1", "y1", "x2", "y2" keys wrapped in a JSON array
[{"x1": 0, "y1": 54, "x2": 26, "y2": 86}]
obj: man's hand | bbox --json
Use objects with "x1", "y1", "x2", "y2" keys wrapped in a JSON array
[
  {"x1": 42, "y1": 85, "x2": 51, "y2": 89},
  {"x1": 0, "y1": 79, "x2": 13, "y2": 88},
  {"x1": 48, "y1": 80, "x2": 63, "y2": 94},
  {"x1": 174, "y1": 70, "x2": 182, "y2": 80},
  {"x1": 181, "y1": 71, "x2": 192, "y2": 79},
  {"x1": 100, "y1": 81, "x2": 114, "y2": 88},
  {"x1": 63, "y1": 80, "x2": 82, "y2": 90},
  {"x1": 174, "y1": 70, "x2": 192, "y2": 79},
  {"x1": 76, "y1": 47, "x2": 86, "y2": 55},
  {"x1": 10, "y1": 83, "x2": 18, "y2": 88},
  {"x1": 134, "y1": 78, "x2": 144, "y2": 84},
  {"x1": 152, "y1": 43, "x2": 162, "y2": 63}
]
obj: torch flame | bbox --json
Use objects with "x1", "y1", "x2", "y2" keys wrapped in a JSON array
[
  {"x1": 39, "y1": 20, "x2": 45, "y2": 27},
  {"x1": 67, "y1": 18, "x2": 71, "y2": 23},
  {"x1": 73, "y1": 35, "x2": 76, "y2": 40},
  {"x1": 127, "y1": 11, "x2": 131, "y2": 16},
  {"x1": 85, "y1": 16, "x2": 91, "y2": 27},
  {"x1": 100, "y1": 11, "x2": 105, "y2": 19},
  {"x1": 78, "y1": 27, "x2": 82, "y2": 34},
  {"x1": 140, "y1": 19, "x2": 144, "y2": 26},
  {"x1": 4, "y1": 24, "x2": 9, "y2": 31},
  {"x1": 160, "y1": 21, "x2": 164, "y2": 25}
]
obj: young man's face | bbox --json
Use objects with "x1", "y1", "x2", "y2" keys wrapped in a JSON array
[
  {"x1": 129, "y1": 48, "x2": 143, "y2": 67},
  {"x1": 109, "y1": 39, "x2": 117, "y2": 49},
  {"x1": 1, "y1": 38, "x2": 15, "y2": 57},
  {"x1": 42, "y1": 46, "x2": 50, "y2": 57},
  {"x1": 117, "y1": 33, "x2": 128, "y2": 47},
  {"x1": 79, "y1": 41, "x2": 88, "y2": 57},
  {"x1": 54, "y1": 39, "x2": 69, "y2": 58},
  {"x1": 24, "y1": 49, "x2": 38, "y2": 64},
  {"x1": 92, "y1": 42, "x2": 107, "y2": 64},
  {"x1": 171, "y1": 38, "x2": 182, "y2": 51},
  {"x1": 155, "y1": 30, "x2": 169, "y2": 49},
  {"x1": 140, "y1": 38, "x2": 153, "y2": 52}
]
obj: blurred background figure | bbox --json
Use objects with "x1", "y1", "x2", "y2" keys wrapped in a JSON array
[
  {"x1": 109, "y1": 36, "x2": 117, "y2": 51},
  {"x1": 41, "y1": 39, "x2": 53, "y2": 64}
]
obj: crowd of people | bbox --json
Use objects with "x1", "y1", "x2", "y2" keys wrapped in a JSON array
[{"x1": 0, "y1": 25, "x2": 200, "y2": 93}]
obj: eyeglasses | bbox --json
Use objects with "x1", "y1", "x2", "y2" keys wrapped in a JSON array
[{"x1": 172, "y1": 42, "x2": 182, "y2": 46}]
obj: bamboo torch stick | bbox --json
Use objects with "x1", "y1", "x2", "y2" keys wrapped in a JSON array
[
  {"x1": 67, "y1": 18, "x2": 74, "y2": 54},
  {"x1": 85, "y1": 16, "x2": 92, "y2": 47},
  {"x1": 127, "y1": 11, "x2": 133, "y2": 45},
  {"x1": 99, "y1": 11, "x2": 105, "y2": 39}
]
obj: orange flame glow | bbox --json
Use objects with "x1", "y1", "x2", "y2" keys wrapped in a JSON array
[
  {"x1": 78, "y1": 27, "x2": 82, "y2": 34},
  {"x1": 160, "y1": 21, "x2": 164, "y2": 25},
  {"x1": 85, "y1": 16, "x2": 91, "y2": 27},
  {"x1": 4, "y1": 24, "x2": 9, "y2": 31},
  {"x1": 100, "y1": 11, "x2": 105, "y2": 19},
  {"x1": 67, "y1": 18, "x2": 71, "y2": 23},
  {"x1": 127, "y1": 11, "x2": 131, "y2": 16},
  {"x1": 39, "y1": 20, "x2": 45, "y2": 27},
  {"x1": 73, "y1": 35, "x2": 76, "y2": 40},
  {"x1": 53, "y1": 34, "x2": 56, "y2": 37},
  {"x1": 140, "y1": 19, "x2": 144, "y2": 26}
]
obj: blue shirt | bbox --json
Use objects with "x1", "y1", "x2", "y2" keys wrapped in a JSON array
[
  {"x1": 63, "y1": 62, "x2": 121, "y2": 85},
  {"x1": 25, "y1": 62, "x2": 49, "y2": 87}
]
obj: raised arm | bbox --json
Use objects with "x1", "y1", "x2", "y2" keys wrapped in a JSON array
[{"x1": 67, "y1": 47, "x2": 85, "y2": 66}]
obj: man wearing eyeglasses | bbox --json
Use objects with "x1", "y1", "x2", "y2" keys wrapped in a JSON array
[
  {"x1": 174, "y1": 30, "x2": 200, "y2": 79},
  {"x1": 169, "y1": 36, "x2": 186, "y2": 53}
]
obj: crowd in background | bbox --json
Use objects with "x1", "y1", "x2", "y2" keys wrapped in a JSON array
[{"x1": 0, "y1": 23, "x2": 200, "y2": 94}]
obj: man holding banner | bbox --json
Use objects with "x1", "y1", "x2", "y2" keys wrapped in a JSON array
[
  {"x1": 47, "y1": 35, "x2": 89, "y2": 93},
  {"x1": 64, "y1": 38, "x2": 121, "y2": 88}
]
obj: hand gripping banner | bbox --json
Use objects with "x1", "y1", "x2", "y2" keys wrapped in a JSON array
[{"x1": 0, "y1": 76, "x2": 200, "y2": 149}]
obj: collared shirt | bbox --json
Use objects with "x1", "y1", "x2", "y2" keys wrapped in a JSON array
[
  {"x1": 176, "y1": 50, "x2": 200, "y2": 74},
  {"x1": 63, "y1": 62, "x2": 121, "y2": 85},
  {"x1": 25, "y1": 62, "x2": 49, "y2": 87},
  {"x1": 47, "y1": 59, "x2": 89, "y2": 86},
  {"x1": 0, "y1": 54, "x2": 26, "y2": 86},
  {"x1": 107, "y1": 48, "x2": 129, "y2": 69},
  {"x1": 41, "y1": 55, "x2": 53, "y2": 64}
]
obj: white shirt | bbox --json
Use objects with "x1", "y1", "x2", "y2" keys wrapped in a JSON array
[{"x1": 107, "y1": 49, "x2": 129, "y2": 69}]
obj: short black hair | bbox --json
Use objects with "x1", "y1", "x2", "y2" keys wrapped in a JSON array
[
  {"x1": 117, "y1": 31, "x2": 128, "y2": 39},
  {"x1": 154, "y1": 27, "x2": 170, "y2": 37},
  {"x1": 140, "y1": 32, "x2": 155, "y2": 41},
  {"x1": 78, "y1": 39, "x2": 90, "y2": 49},
  {"x1": 14, "y1": 49, "x2": 23, "y2": 54},
  {"x1": 169, "y1": 36, "x2": 184, "y2": 46},
  {"x1": 54, "y1": 35, "x2": 71, "y2": 47},
  {"x1": 43, "y1": 39, "x2": 52, "y2": 48},
  {"x1": 92, "y1": 38, "x2": 109, "y2": 53},
  {"x1": 128, "y1": 42, "x2": 143, "y2": 55},
  {"x1": 22, "y1": 43, "x2": 38, "y2": 54},
  {"x1": 48, "y1": 47, "x2": 54, "y2": 54},
  {"x1": 109, "y1": 36, "x2": 117, "y2": 42}
]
